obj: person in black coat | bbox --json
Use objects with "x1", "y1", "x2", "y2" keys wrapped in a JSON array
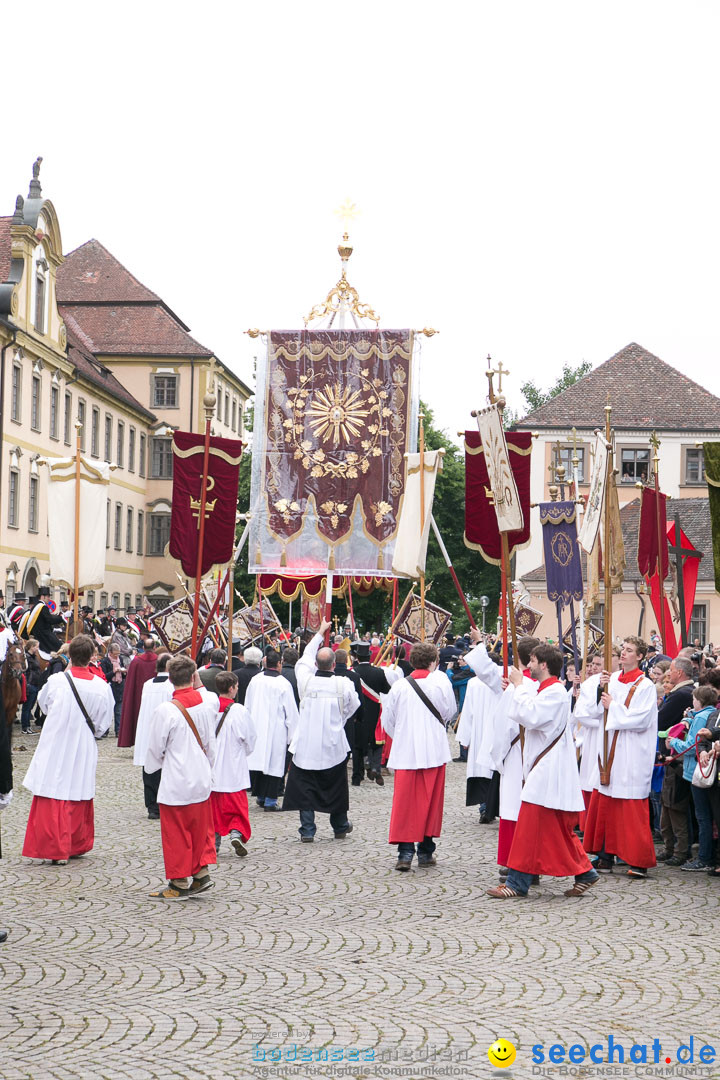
[
  {"x1": 280, "y1": 647, "x2": 300, "y2": 707},
  {"x1": 234, "y1": 646, "x2": 262, "y2": 704},
  {"x1": 333, "y1": 648, "x2": 363, "y2": 774},
  {"x1": 351, "y1": 642, "x2": 393, "y2": 786}
]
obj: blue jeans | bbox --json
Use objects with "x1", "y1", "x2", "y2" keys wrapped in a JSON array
[
  {"x1": 506, "y1": 866, "x2": 599, "y2": 896},
  {"x1": 691, "y1": 784, "x2": 714, "y2": 864},
  {"x1": 299, "y1": 809, "x2": 349, "y2": 837},
  {"x1": 21, "y1": 687, "x2": 38, "y2": 731},
  {"x1": 398, "y1": 837, "x2": 436, "y2": 858}
]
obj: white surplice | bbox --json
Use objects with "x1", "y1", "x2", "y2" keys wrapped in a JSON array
[
  {"x1": 245, "y1": 671, "x2": 299, "y2": 777},
  {"x1": 383, "y1": 672, "x2": 456, "y2": 770},
  {"x1": 144, "y1": 698, "x2": 217, "y2": 806},
  {"x1": 572, "y1": 673, "x2": 602, "y2": 794},
  {"x1": 23, "y1": 670, "x2": 114, "y2": 800},
  {"x1": 133, "y1": 675, "x2": 173, "y2": 768},
  {"x1": 508, "y1": 680, "x2": 584, "y2": 812},
  {"x1": 290, "y1": 634, "x2": 360, "y2": 770},
  {"x1": 457, "y1": 676, "x2": 498, "y2": 780},
  {"x1": 212, "y1": 702, "x2": 256, "y2": 793}
]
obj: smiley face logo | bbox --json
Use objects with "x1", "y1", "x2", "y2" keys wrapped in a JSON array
[{"x1": 488, "y1": 1039, "x2": 517, "y2": 1068}]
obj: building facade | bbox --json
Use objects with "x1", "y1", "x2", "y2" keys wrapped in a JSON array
[
  {"x1": 0, "y1": 162, "x2": 251, "y2": 613},
  {"x1": 514, "y1": 343, "x2": 720, "y2": 645}
]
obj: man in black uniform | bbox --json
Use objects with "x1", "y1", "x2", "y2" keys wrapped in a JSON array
[
  {"x1": 18, "y1": 588, "x2": 64, "y2": 658},
  {"x1": 351, "y1": 641, "x2": 392, "y2": 787}
]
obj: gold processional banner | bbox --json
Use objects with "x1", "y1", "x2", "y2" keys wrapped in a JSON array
[{"x1": 249, "y1": 330, "x2": 420, "y2": 576}]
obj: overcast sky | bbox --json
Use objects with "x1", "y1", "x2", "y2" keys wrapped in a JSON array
[{"x1": 6, "y1": 1, "x2": 720, "y2": 439}]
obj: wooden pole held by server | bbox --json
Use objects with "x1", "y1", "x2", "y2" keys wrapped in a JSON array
[
  {"x1": 190, "y1": 388, "x2": 217, "y2": 655},
  {"x1": 73, "y1": 421, "x2": 83, "y2": 633},
  {"x1": 419, "y1": 413, "x2": 426, "y2": 642},
  {"x1": 226, "y1": 566, "x2": 234, "y2": 670},
  {"x1": 650, "y1": 431, "x2": 668, "y2": 655},
  {"x1": 600, "y1": 401, "x2": 614, "y2": 783}
]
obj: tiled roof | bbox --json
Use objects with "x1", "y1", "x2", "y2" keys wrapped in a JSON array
[
  {"x1": 57, "y1": 239, "x2": 164, "y2": 306},
  {"x1": 522, "y1": 496, "x2": 712, "y2": 585},
  {"x1": 0, "y1": 216, "x2": 13, "y2": 282},
  {"x1": 58, "y1": 302, "x2": 213, "y2": 357},
  {"x1": 65, "y1": 325, "x2": 156, "y2": 420},
  {"x1": 517, "y1": 343, "x2": 720, "y2": 431}
]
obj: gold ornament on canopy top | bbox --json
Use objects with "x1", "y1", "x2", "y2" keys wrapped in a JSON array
[{"x1": 305, "y1": 199, "x2": 380, "y2": 327}]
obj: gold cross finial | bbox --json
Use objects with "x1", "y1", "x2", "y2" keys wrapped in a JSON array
[
  {"x1": 493, "y1": 360, "x2": 510, "y2": 393},
  {"x1": 649, "y1": 430, "x2": 661, "y2": 454},
  {"x1": 335, "y1": 198, "x2": 359, "y2": 232},
  {"x1": 206, "y1": 355, "x2": 218, "y2": 393}
]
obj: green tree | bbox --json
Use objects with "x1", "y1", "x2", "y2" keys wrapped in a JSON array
[
  {"x1": 234, "y1": 399, "x2": 500, "y2": 636},
  {"x1": 520, "y1": 360, "x2": 592, "y2": 415}
]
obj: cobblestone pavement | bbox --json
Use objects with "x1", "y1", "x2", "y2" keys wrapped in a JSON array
[{"x1": 0, "y1": 734, "x2": 718, "y2": 1080}]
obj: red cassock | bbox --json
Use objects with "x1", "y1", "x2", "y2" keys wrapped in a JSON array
[
  {"x1": 507, "y1": 802, "x2": 590, "y2": 877},
  {"x1": 497, "y1": 819, "x2": 517, "y2": 867},
  {"x1": 210, "y1": 790, "x2": 251, "y2": 841},
  {"x1": 388, "y1": 765, "x2": 445, "y2": 843},
  {"x1": 22, "y1": 796, "x2": 94, "y2": 860},
  {"x1": 118, "y1": 651, "x2": 158, "y2": 747},
  {"x1": 583, "y1": 790, "x2": 657, "y2": 868},
  {"x1": 159, "y1": 800, "x2": 216, "y2": 880}
]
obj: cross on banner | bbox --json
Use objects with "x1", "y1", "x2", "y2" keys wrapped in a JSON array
[{"x1": 667, "y1": 512, "x2": 702, "y2": 649}]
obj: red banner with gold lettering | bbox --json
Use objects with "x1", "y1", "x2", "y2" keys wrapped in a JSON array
[
  {"x1": 169, "y1": 431, "x2": 243, "y2": 577},
  {"x1": 463, "y1": 430, "x2": 532, "y2": 565}
]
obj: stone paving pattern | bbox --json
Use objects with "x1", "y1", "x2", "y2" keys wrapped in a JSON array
[{"x1": 0, "y1": 735, "x2": 718, "y2": 1080}]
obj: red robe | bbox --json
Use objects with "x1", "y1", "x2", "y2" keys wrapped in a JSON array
[{"x1": 118, "y1": 652, "x2": 158, "y2": 747}]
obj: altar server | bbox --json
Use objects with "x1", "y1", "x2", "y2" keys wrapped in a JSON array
[
  {"x1": 211, "y1": 671, "x2": 256, "y2": 856},
  {"x1": 245, "y1": 649, "x2": 298, "y2": 810},
  {"x1": 133, "y1": 652, "x2": 173, "y2": 819}
]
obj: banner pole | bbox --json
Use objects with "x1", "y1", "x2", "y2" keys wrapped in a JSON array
[
  {"x1": 226, "y1": 565, "x2": 234, "y2": 670},
  {"x1": 430, "y1": 515, "x2": 477, "y2": 629},
  {"x1": 347, "y1": 578, "x2": 356, "y2": 638},
  {"x1": 324, "y1": 559, "x2": 333, "y2": 647},
  {"x1": 600, "y1": 401, "x2": 614, "y2": 782},
  {"x1": 190, "y1": 406, "x2": 213, "y2": 656},
  {"x1": 195, "y1": 514, "x2": 252, "y2": 652},
  {"x1": 73, "y1": 422, "x2": 82, "y2": 634},
  {"x1": 419, "y1": 413, "x2": 426, "y2": 642}
]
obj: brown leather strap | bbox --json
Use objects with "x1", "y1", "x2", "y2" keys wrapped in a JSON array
[
  {"x1": 524, "y1": 725, "x2": 566, "y2": 782},
  {"x1": 599, "y1": 730, "x2": 619, "y2": 786},
  {"x1": 215, "y1": 703, "x2": 233, "y2": 738},
  {"x1": 172, "y1": 701, "x2": 207, "y2": 756},
  {"x1": 504, "y1": 732, "x2": 522, "y2": 764},
  {"x1": 623, "y1": 676, "x2": 644, "y2": 709}
]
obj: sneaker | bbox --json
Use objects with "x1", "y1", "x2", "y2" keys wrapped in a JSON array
[
  {"x1": 230, "y1": 833, "x2": 248, "y2": 857},
  {"x1": 657, "y1": 850, "x2": 675, "y2": 862},
  {"x1": 664, "y1": 854, "x2": 687, "y2": 866},
  {"x1": 681, "y1": 858, "x2": 711, "y2": 871},
  {"x1": 264, "y1": 804, "x2": 281, "y2": 812},
  {"x1": 627, "y1": 867, "x2": 648, "y2": 878}
]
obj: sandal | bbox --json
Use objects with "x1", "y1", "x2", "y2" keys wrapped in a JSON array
[
  {"x1": 149, "y1": 884, "x2": 190, "y2": 900},
  {"x1": 486, "y1": 884, "x2": 526, "y2": 899}
]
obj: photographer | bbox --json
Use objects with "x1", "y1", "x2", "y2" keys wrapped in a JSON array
[{"x1": 696, "y1": 704, "x2": 720, "y2": 877}]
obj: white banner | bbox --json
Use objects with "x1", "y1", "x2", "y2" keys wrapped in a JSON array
[
  {"x1": 46, "y1": 457, "x2": 110, "y2": 590},
  {"x1": 391, "y1": 450, "x2": 444, "y2": 578},
  {"x1": 474, "y1": 403, "x2": 523, "y2": 533},
  {"x1": 577, "y1": 435, "x2": 608, "y2": 554}
]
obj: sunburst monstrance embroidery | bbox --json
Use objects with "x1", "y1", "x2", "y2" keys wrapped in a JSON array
[{"x1": 307, "y1": 385, "x2": 371, "y2": 448}]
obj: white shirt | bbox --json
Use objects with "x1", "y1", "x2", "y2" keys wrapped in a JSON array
[
  {"x1": 144, "y1": 695, "x2": 217, "y2": 805},
  {"x1": 465, "y1": 643, "x2": 535, "y2": 821},
  {"x1": 23, "y1": 670, "x2": 114, "y2": 800},
  {"x1": 508, "y1": 679, "x2": 584, "y2": 812},
  {"x1": 212, "y1": 700, "x2": 256, "y2": 793},
  {"x1": 245, "y1": 671, "x2": 299, "y2": 777},
  {"x1": 133, "y1": 675, "x2": 173, "y2": 768},
  {"x1": 573, "y1": 673, "x2": 602, "y2": 794},
  {"x1": 573, "y1": 670, "x2": 658, "y2": 799},
  {"x1": 291, "y1": 634, "x2": 360, "y2": 770},
  {"x1": 457, "y1": 676, "x2": 498, "y2": 779},
  {"x1": 383, "y1": 671, "x2": 456, "y2": 770}
]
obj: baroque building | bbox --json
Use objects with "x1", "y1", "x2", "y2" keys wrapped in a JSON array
[{"x1": 0, "y1": 161, "x2": 251, "y2": 612}]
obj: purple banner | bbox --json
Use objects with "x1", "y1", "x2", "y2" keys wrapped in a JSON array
[{"x1": 539, "y1": 501, "x2": 584, "y2": 609}]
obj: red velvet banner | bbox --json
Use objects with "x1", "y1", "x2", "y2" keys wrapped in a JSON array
[
  {"x1": 463, "y1": 430, "x2": 532, "y2": 565},
  {"x1": 169, "y1": 431, "x2": 243, "y2": 578},
  {"x1": 637, "y1": 487, "x2": 669, "y2": 579}
]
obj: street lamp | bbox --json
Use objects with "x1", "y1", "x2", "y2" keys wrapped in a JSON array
[{"x1": 480, "y1": 595, "x2": 489, "y2": 633}]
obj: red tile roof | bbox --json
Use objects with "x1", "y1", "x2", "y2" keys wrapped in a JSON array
[
  {"x1": 517, "y1": 343, "x2": 720, "y2": 432},
  {"x1": 58, "y1": 239, "x2": 164, "y2": 306},
  {"x1": 65, "y1": 325, "x2": 155, "y2": 420},
  {"x1": 58, "y1": 302, "x2": 213, "y2": 357},
  {"x1": 0, "y1": 216, "x2": 13, "y2": 283}
]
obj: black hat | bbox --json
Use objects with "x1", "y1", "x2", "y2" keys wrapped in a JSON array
[
  {"x1": 352, "y1": 641, "x2": 371, "y2": 660},
  {"x1": 126, "y1": 607, "x2": 136, "y2": 615},
  {"x1": 115, "y1": 617, "x2": 128, "y2": 627},
  {"x1": 80, "y1": 605, "x2": 92, "y2": 613},
  {"x1": 12, "y1": 592, "x2": 27, "y2": 603},
  {"x1": 38, "y1": 586, "x2": 51, "y2": 597}
]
